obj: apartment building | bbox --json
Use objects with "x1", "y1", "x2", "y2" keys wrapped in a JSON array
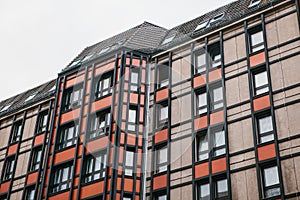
[{"x1": 0, "y1": 0, "x2": 299, "y2": 199}]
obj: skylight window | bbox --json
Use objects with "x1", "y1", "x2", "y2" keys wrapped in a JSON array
[
  {"x1": 162, "y1": 34, "x2": 176, "y2": 45},
  {"x1": 195, "y1": 20, "x2": 210, "y2": 31},
  {"x1": 0, "y1": 104, "x2": 11, "y2": 112},
  {"x1": 25, "y1": 93, "x2": 37, "y2": 102},
  {"x1": 248, "y1": 0, "x2": 261, "y2": 8},
  {"x1": 70, "y1": 59, "x2": 82, "y2": 67},
  {"x1": 49, "y1": 85, "x2": 56, "y2": 92},
  {"x1": 98, "y1": 46, "x2": 111, "y2": 55},
  {"x1": 210, "y1": 13, "x2": 225, "y2": 24},
  {"x1": 82, "y1": 54, "x2": 93, "y2": 62}
]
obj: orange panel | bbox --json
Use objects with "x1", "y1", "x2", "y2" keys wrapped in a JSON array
[
  {"x1": 75, "y1": 159, "x2": 81, "y2": 175},
  {"x1": 74, "y1": 177, "x2": 80, "y2": 187},
  {"x1": 194, "y1": 74, "x2": 206, "y2": 88},
  {"x1": 34, "y1": 134, "x2": 44, "y2": 146},
  {"x1": 48, "y1": 191, "x2": 69, "y2": 200},
  {"x1": 209, "y1": 68, "x2": 222, "y2": 82},
  {"x1": 80, "y1": 181, "x2": 104, "y2": 199},
  {"x1": 26, "y1": 172, "x2": 38, "y2": 185},
  {"x1": 194, "y1": 116, "x2": 208, "y2": 130},
  {"x1": 72, "y1": 189, "x2": 78, "y2": 200},
  {"x1": 124, "y1": 178, "x2": 134, "y2": 192},
  {"x1": 90, "y1": 96, "x2": 112, "y2": 113},
  {"x1": 54, "y1": 147, "x2": 75, "y2": 165},
  {"x1": 250, "y1": 51, "x2": 266, "y2": 67},
  {"x1": 127, "y1": 134, "x2": 136, "y2": 146},
  {"x1": 135, "y1": 180, "x2": 141, "y2": 193},
  {"x1": 86, "y1": 137, "x2": 108, "y2": 153},
  {"x1": 94, "y1": 62, "x2": 115, "y2": 76},
  {"x1": 195, "y1": 162, "x2": 209, "y2": 178},
  {"x1": 60, "y1": 108, "x2": 81, "y2": 124},
  {"x1": 253, "y1": 95, "x2": 270, "y2": 112},
  {"x1": 132, "y1": 58, "x2": 141, "y2": 66},
  {"x1": 116, "y1": 177, "x2": 122, "y2": 190},
  {"x1": 153, "y1": 174, "x2": 167, "y2": 190},
  {"x1": 130, "y1": 93, "x2": 139, "y2": 104},
  {"x1": 142, "y1": 69, "x2": 146, "y2": 83},
  {"x1": 7, "y1": 143, "x2": 18, "y2": 156},
  {"x1": 139, "y1": 107, "x2": 144, "y2": 122},
  {"x1": 154, "y1": 129, "x2": 168, "y2": 144},
  {"x1": 156, "y1": 88, "x2": 168, "y2": 102},
  {"x1": 65, "y1": 74, "x2": 85, "y2": 88},
  {"x1": 212, "y1": 157, "x2": 227, "y2": 174},
  {"x1": 0, "y1": 182, "x2": 10, "y2": 194},
  {"x1": 210, "y1": 110, "x2": 224, "y2": 125},
  {"x1": 258, "y1": 143, "x2": 276, "y2": 161},
  {"x1": 81, "y1": 117, "x2": 87, "y2": 133}
]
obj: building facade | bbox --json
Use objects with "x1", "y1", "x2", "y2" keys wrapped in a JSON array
[{"x1": 0, "y1": 0, "x2": 300, "y2": 199}]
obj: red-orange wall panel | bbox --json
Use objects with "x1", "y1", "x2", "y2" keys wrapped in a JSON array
[
  {"x1": 153, "y1": 174, "x2": 167, "y2": 190},
  {"x1": 48, "y1": 191, "x2": 69, "y2": 200},
  {"x1": 194, "y1": 74, "x2": 206, "y2": 88},
  {"x1": 210, "y1": 110, "x2": 224, "y2": 125},
  {"x1": 34, "y1": 134, "x2": 44, "y2": 146},
  {"x1": 127, "y1": 134, "x2": 136, "y2": 146},
  {"x1": 253, "y1": 95, "x2": 270, "y2": 112},
  {"x1": 154, "y1": 129, "x2": 168, "y2": 144},
  {"x1": 60, "y1": 108, "x2": 80, "y2": 124},
  {"x1": 195, "y1": 162, "x2": 209, "y2": 178},
  {"x1": 194, "y1": 116, "x2": 208, "y2": 130},
  {"x1": 94, "y1": 62, "x2": 115, "y2": 76},
  {"x1": 258, "y1": 143, "x2": 276, "y2": 161},
  {"x1": 80, "y1": 181, "x2": 104, "y2": 199},
  {"x1": 26, "y1": 172, "x2": 38, "y2": 185},
  {"x1": 212, "y1": 157, "x2": 227, "y2": 174},
  {"x1": 54, "y1": 147, "x2": 75, "y2": 165},
  {"x1": 65, "y1": 74, "x2": 84, "y2": 88},
  {"x1": 7, "y1": 143, "x2": 18, "y2": 156},
  {"x1": 90, "y1": 96, "x2": 112, "y2": 113},
  {"x1": 156, "y1": 88, "x2": 168, "y2": 102},
  {"x1": 209, "y1": 68, "x2": 222, "y2": 82},
  {"x1": 130, "y1": 93, "x2": 139, "y2": 104},
  {"x1": 86, "y1": 137, "x2": 108, "y2": 153},
  {"x1": 124, "y1": 178, "x2": 134, "y2": 192},
  {"x1": 250, "y1": 51, "x2": 266, "y2": 67},
  {"x1": 0, "y1": 182, "x2": 10, "y2": 194}
]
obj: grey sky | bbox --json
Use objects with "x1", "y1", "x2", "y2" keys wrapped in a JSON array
[{"x1": 0, "y1": 0, "x2": 234, "y2": 101}]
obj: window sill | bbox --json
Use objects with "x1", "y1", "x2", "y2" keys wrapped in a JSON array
[
  {"x1": 153, "y1": 170, "x2": 167, "y2": 177},
  {"x1": 48, "y1": 188, "x2": 71, "y2": 197},
  {"x1": 61, "y1": 105, "x2": 81, "y2": 114},
  {"x1": 55, "y1": 144, "x2": 77, "y2": 153},
  {"x1": 95, "y1": 93, "x2": 113, "y2": 102},
  {"x1": 249, "y1": 48, "x2": 265, "y2": 57},
  {"x1": 80, "y1": 177, "x2": 105, "y2": 187}
]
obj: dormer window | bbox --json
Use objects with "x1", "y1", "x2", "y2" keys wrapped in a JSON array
[
  {"x1": 98, "y1": 46, "x2": 111, "y2": 55},
  {"x1": 209, "y1": 13, "x2": 225, "y2": 24},
  {"x1": 82, "y1": 54, "x2": 93, "y2": 62},
  {"x1": 70, "y1": 59, "x2": 82, "y2": 67},
  {"x1": 162, "y1": 34, "x2": 176, "y2": 45},
  {"x1": 248, "y1": 0, "x2": 261, "y2": 8},
  {"x1": 25, "y1": 93, "x2": 37, "y2": 102},
  {"x1": 0, "y1": 104, "x2": 12, "y2": 112},
  {"x1": 195, "y1": 20, "x2": 210, "y2": 31}
]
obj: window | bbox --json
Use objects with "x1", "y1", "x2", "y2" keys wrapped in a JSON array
[
  {"x1": 37, "y1": 111, "x2": 48, "y2": 133},
  {"x1": 125, "y1": 148, "x2": 135, "y2": 176},
  {"x1": 30, "y1": 147, "x2": 42, "y2": 171},
  {"x1": 99, "y1": 46, "x2": 111, "y2": 55},
  {"x1": 83, "y1": 152, "x2": 107, "y2": 183},
  {"x1": 25, "y1": 93, "x2": 37, "y2": 102},
  {"x1": 195, "y1": 20, "x2": 210, "y2": 31},
  {"x1": 157, "y1": 103, "x2": 168, "y2": 126},
  {"x1": 195, "y1": 50, "x2": 206, "y2": 74},
  {"x1": 208, "y1": 43, "x2": 221, "y2": 69},
  {"x1": 0, "y1": 194, "x2": 7, "y2": 200},
  {"x1": 210, "y1": 84, "x2": 224, "y2": 111},
  {"x1": 253, "y1": 70, "x2": 269, "y2": 95},
  {"x1": 248, "y1": 0, "x2": 261, "y2": 8},
  {"x1": 249, "y1": 27, "x2": 264, "y2": 53},
  {"x1": 89, "y1": 109, "x2": 111, "y2": 139},
  {"x1": 199, "y1": 182, "x2": 210, "y2": 200},
  {"x1": 215, "y1": 178, "x2": 228, "y2": 199},
  {"x1": 25, "y1": 186, "x2": 35, "y2": 200},
  {"x1": 196, "y1": 89, "x2": 207, "y2": 115},
  {"x1": 57, "y1": 123, "x2": 78, "y2": 150},
  {"x1": 11, "y1": 120, "x2": 23, "y2": 143},
  {"x1": 157, "y1": 65, "x2": 169, "y2": 88},
  {"x1": 257, "y1": 115, "x2": 274, "y2": 143},
  {"x1": 0, "y1": 104, "x2": 11, "y2": 112},
  {"x1": 162, "y1": 34, "x2": 176, "y2": 45},
  {"x1": 62, "y1": 87, "x2": 83, "y2": 112},
  {"x1": 123, "y1": 194, "x2": 133, "y2": 200},
  {"x1": 156, "y1": 194, "x2": 167, "y2": 200},
  {"x1": 130, "y1": 69, "x2": 139, "y2": 92},
  {"x1": 156, "y1": 146, "x2": 168, "y2": 173},
  {"x1": 209, "y1": 13, "x2": 225, "y2": 24},
  {"x1": 95, "y1": 71, "x2": 113, "y2": 99},
  {"x1": 128, "y1": 107, "x2": 137, "y2": 132},
  {"x1": 2, "y1": 157, "x2": 15, "y2": 181},
  {"x1": 51, "y1": 164, "x2": 73, "y2": 193},
  {"x1": 197, "y1": 132, "x2": 209, "y2": 161},
  {"x1": 262, "y1": 165, "x2": 280, "y2": 198},
  {"x1": 211, "y1": 128, "x2": 226, "y2": 157}
]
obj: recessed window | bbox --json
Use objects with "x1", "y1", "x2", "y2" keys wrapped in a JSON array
[
  {"x1": 82, "y1": 54, "x2": 93, "y2": 62},
  {"x1": 195, "y1": 50, "x2": 206, "y2": 74},
  {"x1": 262, "y1": 165, "x2": 281, "y2": 198},
  {"x1": 208, "y1": 43, "x2": 221, "y2": 69},
  {"x1": 156, "y1": 146, "x2": 168, "y2": 173},
  {"x1": 37, "y1": 111, "x2": 48, "y2": 133},
  {"x1": 25, "y1": 186, "x2": 35, "y2": 200},
  {"x1": 25, "y1": 93, "x2": 37, "y2": 102},
  {"x1": 156, "y1": 194, "x2": 167, "y2": 200},
  {"x1": 197, "y1": 132, "x2": 209, "y2": 161},
  {"x1": 257, "y1": 115, "x2": 274, "y2": 143},
  {"x1": 157, "y1": 103, "x2": 168, "y2": 126},
  {"x1": 130, "y1": 68, "x2": 139, "y2": 92},
  {"x1": 209, "y1": 13, "x2": 225, "y2": 24},
  {"x1": 0, "y1": 194, "x2": 7, "y2": 200},
  {"x1": 210, "y1": 84, "x2": 224, "y2": 111},
  {"x1": 0, "y1": 104, "x2": 12, "y2": 112},
  {"x1": 211, "y1": 128, "x2": 226, "y2": 157},
  {"x1": 215, "y1": 178, "x2": 228, "y2": 199},
  {"x1": 253, "y1": 70, "x2": 269, "y2": 95},
  {"x1": 30, "y1": 147, "x2": 42, "y2": 171},
  {"x1": 123, "y1": 196, "x2": 132, "y2": 200},
  {"x1": 125, "y1": 148, "x2": 135, "y2": 176},
  {"x1": 248, "y1": 0, "x2": 261, "y2": 8},
  {"x1": 195, "y1": 20, "x2": 210, "y2": 31},
  {"x1": 128, "y1": 106, "x2": 137, "y2": 132},
  {"x1": 249, "y1": 27, "x2": 264, "y2": 53},
  {"x1": 89, "y1": 109, "x2": 111, "y2": 139},
  {"x1": 83, "y1": 152, "x2": 107, "y2": 183},
  {"x1": 162, "y1": 34, "x2": 176, "y2": 45},
  {"x1": 57, "y1": 123, "x2": 78, "y2": 150},
  {"x1": 62, "y1": 87, "x2": 83, "y2": 112},
  {"x1": 49, "y1": 85, "x2": 56, "y2": 92},
  {"x1": 199, "y1": 182, "x2": 210, "y2": 200},
  {"x1": 11, "y1": 120, "x2": 23, "y2": 143},
  {"x1": 196, "y1": 89, "x2": 207, "y2": 115},
  {"x1": 98, "y1": 46, "x2": 111, "y2": 55},
  {"x1": 95, "y1": 71, "x2": 113, "y2": 99},
  {"x1": 157, "y1": 65, "x2": 169, "y2": 88},
  {"x1": 70, "y1": 59, "x2": 82, "y2": 67},
  {"x1": 2, "y1": 157, "x2": 15, "y2": 181},
  {"x1": 51, "y1": 164, "x2": 73, "y2": 193}
]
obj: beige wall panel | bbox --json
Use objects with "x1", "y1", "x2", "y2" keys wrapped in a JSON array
[
  {"x1": 171, "y1": 187, "x2": 181, "y2": 200},
  {"x1": 277, "y1": 13, "x2": 299, "y2": 44},
  {"x1": 293, "y1": 156, "x2": 300, "y2": 192},
  {"x1": 23, "y1": 115, "x2": 37, "y2": 140},
  {"x1": 281, "y1": 158, "x2": 299, "y2": 195},
  {"x1": 224, "y1": 37, "x2": 237, "y2": 65},
  {"x1": 246, "y1": 168, "x2": 259, "y2": 200},
  {"x1": 270, "y1": 62, "x2": 284, "y2": 92},
  {"x1": 150, "y1": 68, "x2": 155, "y2": 93},
  {"x1": 236, "y1": 34, "x2": 246, "y2": 60},
  {"x1": 0, "y1": 117, "x2": 13, "y2": 128},
  {"x1": 266, "y1": 21, "x2": 279, "y2": 48},
  {"x1": 181, "y1": 137, "x2": 192, "y2": 167},
  {"x1": 0, "y1": 127, "x2": 11, "y2": 147},
  {"x1": 146, "y1": 150, "x2": 152, "y2": 177},
  {"x1": 171, "y1": 139, "x2": 181, "y2": 170},
  {"x1": 181, "y1": 184, "x2": 192, "y2": 200},
  {"x1": 281, "y1": 56, "x2": 300, "y2": 88},
  {"x1": 171, "y1": 99, "x2": 181, "y2": 125},
  {"x1": 172, "y1": 59, "x2": 182, "y2": 85},
  {"x1": 180, "y1": 94, "x2": 192, "y2": 122},
  {"x1": 287, "y1": 103, "x2": 300, "y2": 137},
  {"x1": 275, "y1": 107, "x2": 289, "y2": 140},
  {"x1": 225, "y1": 74, "x2": 249, "y2": 107},
  {"x1": 231, "y1": 171, "x2": 248, "y2": 200}
]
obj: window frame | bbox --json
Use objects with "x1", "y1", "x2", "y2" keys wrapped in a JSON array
[
  {"x1": 56, "y1": 122, "x2": 78, "y2": 151},
  {"x1": 88, "y1": 109, "x2": 111, "y2": 140},
  {"x1": 124, "y1": 147, "x2": 135, "y2": 177},
  {"x1": 95, "y1": 70, "x2": 114, "y2": 100},
  {"x1": 2, "y1": 156, "x2": 15, "y2": 181},
  {"x1": 30, "y1": 147, "x2": 43, "y2": 172},
  {"x1": 130, "y1": 67, "x2": 140, "y2": 92},
  {"x1": 208, "y1": 43, "x2": 222, "y2": 69},
  {"x1": 196, "y1": 87, "x2": 208, "y2": 116},
  {"x1": 62, "y1": 85, "x2": 83, "y2": 112},
  {"x1": 211, "y1": 127, "x2": 226, "y2": 158},
  {"x1": 157, "y1": 101, "x2": 168, "y2": 127},
  {"x1": 127, "y1": 106, "x2": 138, "y2": 132},
  {"x1": 36, "y1": 110, "x2": 49, "y2": 133},
  {"x1": 157, "y1": 64, "x2": 169, "y2": 89},
  {"x1": 197, "y1": 131, "x2": 209, "y2": 162},
  {"x1": 262, "y1": 165, "x2": 281, "y2": 198},
  {"x1": 10, "y1": 120, "x2": 23, "y2": 144},
  {"x1": 25, "y1": 185, "x2": 36, "y2": 200},
  {"x1": 249, "y1": 26, "x2": 265, "y2": 54},
  {"x1": 82, "y1": 151, "x2": 107, "y2": 184},
  {"x1": 209, "y1": 82, "x2": 224, "y2": 112},
  {"x1": 252, "y1": 67, "x2": 269, "y2": 96},
  {"x1": 256, "y1": 113, "x2": 274, "y2": 144},
  {"x1": 198, "y1": 181, "x2": 210, "y2": 200},
  {"x1": 195, "y1": 48, "x2": 207, "y2": 74},
  {"x1": 155, "y1": 145, "x2": 168, "y2": 174},
  {"x1": 214, "y1": 177, "x2": 229, "y2": 199},
  {"x1": 51, "y1": 163, "x2": 73, "y2": 193}
]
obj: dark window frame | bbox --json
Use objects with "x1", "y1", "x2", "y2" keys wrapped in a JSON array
[
  {"x1": 157, "y1": 101, "x2": 168, "y2": 127},
  {"x1": 195, "y1": 87, "x2": 208, "y2": 116},
  {"x1": 36, "y1": 110, "x2": 49, "y2": 134},
  {"x1": 62, "y1": 85, "x2": 83, "y2": 112},
  {"x1": 25, "y1": 185, "x2": 36, "y2": 200},
  {"x1": 155, "y1": 144, "x2": 168, "y2": 174},
  {"x1": 157, "y1": 64, "x2": 169, "y2": 89},
  {"x1": 210, "y1": 126, "x2": 226, "y2": 158},
  {"x1": 130, "y1": 67, "x2": 140, "y2": 92},
  {"x1": 127, "y1": 105, "x2": 138, "y2": 132},
  {"x1": 198, "y1": 180, "x2": 210, "y2": 200},
  {"x1": 10, "y1": 120, "x2": 23, "y2": 143},
  {"x1": 50, "y1": 163, "x2": 73, "y2": 193},
  {"x1": 194, "y1": 48, "x2": 207, "y2": 74},
  {"x1": 197, "y1": 131, "x2": 209, "y2": 162},
  {"x1": 252, "y1": 67, "x2": 269, "y2": 96},
  {"x1": 213, "y1": 177, "x2": 229, "y2": 199},
  {"x1": 248, "y1": 25, "x2": 265, "y2": 54},
  {"x1": 95, "y1": 70, "x2": 114, "y2": 100},
  {"x1": 256, "y1": 112, "x2": 274, "y2": 144},
  {"x1": 30, "y1": 146, "x2": 43, "y2": 172},
  {"x1": 261, "y1": 164, "x2": 281, "y2": 198},
  {"x1": 124, "y1": 147, "x2": 135, "y2": 177},
  {"x1": 209, "y1": 82, "x2": 224, "y2": 112},
  {"x1": 88, "y1": 108, "x2": 111, "y2": 140},
  {"x1": 2, "y1": 156, "x2": 15, "y2": 181},
  {"x1": 208, "y1": 42, "x2": 222, "y2": 69},
  {"x1": 56, "y1": 122, "x2": 78, "y2": 151}
]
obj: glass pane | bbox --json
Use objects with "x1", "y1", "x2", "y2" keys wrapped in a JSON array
[
  {"x1": 87, "y1": 158, "x2": 93, "y2": 173},
  {"x1": 95, "y1": 156, "x2": 101, "y2": 171},
  {"x1": 213, "y1": 87, "x2": 223, "y2": 102},
  {"x1": 198, "y1": 134, "x2": 208, "y2": 161},
  {"x1": 129, "y1": 109, "x2": 136, "y2": 123},
  {"x1": 54, "y1": 170, "x2": 61, "y2": 184},
  {"x1": 198, "y1": 93, "x2": 207, "y2": 108},
  {"x1": 259, "y1": 116, "x2": 273, "y2": 134},
  {"x1": 255, "y1": 71, "x2": 268, "y2": 88},
  {"x1": 264, "y1": 166, "x2": 279, "y2": 187},
  {"x1": 103, "y1": 78, "x2": 109, "y2": 89},
  {"x1": 197, "y1": 53, "x2": 206, "y2": 67},
  {"x1": 256, "y1": 87, "x2": 269, "y2": 95},
  {"x1": 217, "y1": 179, "x2": 228, "y2": 197},
  {"x1": 212, "y1": 54, "x2": 221, "y2": 68},
  {"x1": 214, "y1": 130, "x2": 225, "y2": 147},
  {"x1": 131, "y1": 72, "x2": 139, "y2": 84},
  {"x1": 160, "y1": 106, "x2": 168, "y2": 121},
  {"x1": 126, "y1": 151, "x2": 134, "y2": 167},
  {"x1": 160, "y1": 79, "x2": 169, "y2": 88},
  {"x1": 62, "y1": 167, "x2": 69, "y2": 181},
  {"x1": 125, "y1": 169, "x2": 133, "y2": 176},
  {"x1": 261, "y1": 134, "x2": 274, "y2": 143},
  {"x1": 265, "y1": 187, "x2": 281, "y2": 198},
  {"x1": 200, "y1": 183, "x2": 210, "y2": 199},
  {"x1": 158, "y1": 195, "x2": 167, "y2": 200},
  {"x1": 251, "y1": 31, "x2": 264, "y2": 46},
  {"x1": 72, "y1": 90, "x2": 80, "y2": 102},
  {"x1": 159, "y1": 147, "x2": 167, "y2": 164}
]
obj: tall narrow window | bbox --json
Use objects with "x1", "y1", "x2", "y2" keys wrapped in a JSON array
[
  {"x1": 157, "y1": 103, "x2": 168, "y2": 126},
  {"x1": 209, "y1": 43, "x2": 221, "y2": 69},
  {"x1": 156, "y1": 194, "x2": 167, "y2": 200},
  {"x1": 51, "y1": 164, "x2": 73, "y2": 193},
  {"x1": 128, "y1": 107, "x2": 137, "y2": 132},
  {"x1": 249, "y1": 27, "x2": 264, "y2": 53},
  {"x1": 197, "y1": 132, "x2": 209, "y2": 161},
  {"x1": 11, "y1": 120, "x2": 23, "y2": 143},
  {"x1": 89, "y1": 109, "x2": 111, "y2": 139},
  {"x1": 215, "y1": 178, "x2": 228, "y2": 199},
  {"x1": 57, "y1": 123, "x2": 78, "y2": 150},
  {"x1": 253, "y1": 70, "x2": 269, "y2": 95},
  {"x1": 211, "y1": 128, "x2": 226, "y2": 157},
  {"x1": 130, "y1": 69, "x2": 139, "y2": 92},
  {"x1": 257, "y1": 115, "x2": 274, "y2": 143},
  {"x1": 2, "y1": 157, "x2": 15, "y2": 181},
  {"x1": 157, "y1": 65, "x2": 169, "y2": 88},
  {"x1": 199, "y1": 182, "x2": 210, "y2": 200},
  {"x1": 83, "y1": 152, "x2": 107, "y2": 183},
  {"x1": 195, "y1": 50, "x2": 206, "y2": 74},
  {"x1": 210, "y1": 84, "x2": 224, "y2": 111},
  {"x1": 30, "y1": 147, "x2": 42, "y2": 171},
  {"x1": 262, "y1": 165, "x2": 281, "y2": 198},
  {"x1": 196, "y1": 89, "x2": 207, "y2": 115},
  {"x1": 125, "y1": 148, "x2": 135, "y2": 176},
  {"x1": 25, "y1": 186, "x2": 35, "y2": 200},
  {"x1": 156, "y1": 146, "x2": 168, "y2": 173},
  {"x1": 95, "y1": 71, "x2": 113, "y2": 99},
  {"x1": 62, "y1": 87, "x2": 83, "y2": 112},
  {"x1": 37, "y1": 111, "x2": 48, "y2": 133}
]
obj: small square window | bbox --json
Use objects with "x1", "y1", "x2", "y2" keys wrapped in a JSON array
[
  {"x1": 157, "y1": 65, "x2": 169, "y2": 88},
  {"x1": 248, "y1": 0, "x2": 261, "y2": 8},
  {"x1": 195, "y1": 20, "x2": 210, "y2": 31},
  {"x1": 95, "y1": 71, "x2": 113, "y2": 99},
  {"x1": 130, "y1": 69, "x2": 140, "y2": 91},
  {"x1": 199, "y1": 182, "x2": 210, "y2": 200},
  {"x1": 208, "y1": 43, "x2": 221, "y2": 69},
  {"x1": 157, "y1": 103, "x2": 168, "y2": 126},
  {"x1": 128, "y1": 107, "x2": 137, "y2": 132},
  {"x1": 262, "y1": 165, "x2": 281, "y2": 198},
  {"x1": 57, "y1": 123, "x2": 78, "y2": 150},
  {"x1": 249, "y1": 27, "x2": 264, "y2": 53},
  {"x1": 83, "y1": 151, "x2": 107, "y2": 183},
  {"x1": 11, "y1": 120, "x2": 23, "y2": 143},
  {"x1": 197, "y1": 132, "x2": 209, "y2": 161},
  {"x1": 2, "y1": 157, "x2": 15, "y2": 181},
  {"x1": 89, "y1": 109, "x2": 111, "y2": 139},
  {"x1": 156, "y1": 146, "x2": 168, "y2": 173},
  {"x1": 62, "y1": 87, "x2": 83, "y2": 112},
  {"x1": 257, "y1": 115, "x2": 274, "y2": 143},
  {"x1": 30, "y1": 147, "x2": 42, "y2": 171},
  {"x1": 156, "y1": 194, "x2": 167, "y2": 200},
  {"x1": 37, "y1": 111, "x2": 48, "y2": 133},
  {"x1": 162, "y1": 34, "x2": 176, "y2": 45},
  {"x1": 253, "y1": 70, "x2": 269, "y2": 96}
]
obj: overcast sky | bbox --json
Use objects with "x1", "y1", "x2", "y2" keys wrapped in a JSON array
[{"x1": 0, "y1": 0, "x2": 234, "y2": 101}]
